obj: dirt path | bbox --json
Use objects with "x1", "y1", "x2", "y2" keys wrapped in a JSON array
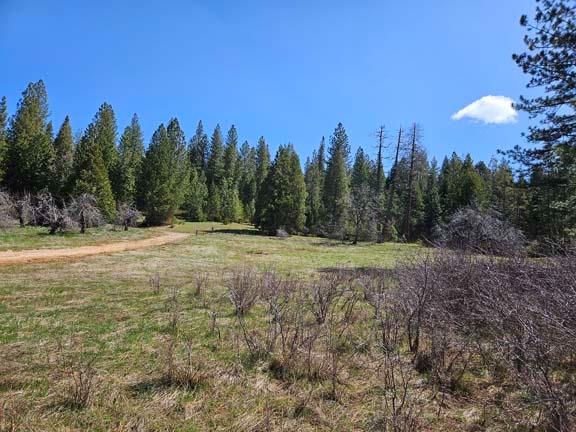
[{"x1": 0, "y1": 231, "x2": 189, "y2": 265}]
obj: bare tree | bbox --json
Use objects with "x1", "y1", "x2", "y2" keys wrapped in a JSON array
[
  {"x1": 69, "y1": 193, "x2": 103, "y2": 234},
  {"x1": 0, "y1": 191, "x2": 16, "y2": 229},
  {"x1": 15, "y1": 192, "x2": 34, "y2": 227},
  {"x1": 115, "y1": 202, "x2": 141, "y2": 231},
  {"x1": 35, "y1": 192, "x2": 77, "y2": 234}
]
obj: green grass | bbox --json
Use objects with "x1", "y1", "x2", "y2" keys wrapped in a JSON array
[
  {"x1": 0, "y1": 225, "x2": 164, "y2": 251},
  {"x1": 0, "y1": 222, "x2": 426, "y2": 431}
]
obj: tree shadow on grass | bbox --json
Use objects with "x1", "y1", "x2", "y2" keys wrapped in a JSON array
[{"x1": 317, "y1": 266, "x2": 395, "y2": 278}]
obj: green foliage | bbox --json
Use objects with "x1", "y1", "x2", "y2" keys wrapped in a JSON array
[
  {"x1": 323, "y1": 123, "x2": 350, "y2": 236},
  {"x1": 207, "y1": 124, "x2": 225, "y2": 187},
  {"x1": 114, "y1": 114, "x2": 144, "y2": 204},
  {"x1": 5, "y1": 80, "x2": 55, "y2": 193},
  {"x1": 138, "y1": 121, "x2": 189, "y2": 226},
  {"x1": 53, "y1": 116, "x2": 74, "y2": 196},
  {"x1": 423, "y1": 158, "x2": 441, "y2": 238},
  {"x1": 224, "y1": 125, "x2": 239, "y2": 185},
  {"x1": 72, "y1": 124, "x2": 116, "y2": 220},
  {"x1": 255, "y1": 144, "x2": 306, "y2": 234},
  {"x1": 189, "y1": 120, "x2": 209, "y2": 173},
  {"x1": 185, "y1": 168, "x2": 208, "y2": 221},
  {"x1": 255, "y1": 136, "x2": 270, "y2": 200},
  {"x1": 221, "y1": 178, "x2": 242, "y2": 224},
  {"x1": 238, "y1": 140, "x2": 257, "y2": 222},
  {"x1": 92, "y1": 103, "x2": 118, "y2": 185}
]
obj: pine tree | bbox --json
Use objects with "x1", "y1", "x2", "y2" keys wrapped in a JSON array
[
  {"x1": 323, "y1": 123, "x2": 350, "y2": 238},
  {"x1": 185, "y1": 168, "x2": 208, "y2": 221},
  {"x1": 221, "y1": 178, "x2": 242, "y2": 224},
  {"x1": 206, "y1": 181, "x2": 222, "y2": 221},
  {"x1": 350, "y1": 147, "x2": 376, "y2": 243},
  {"x1": 166, "y1": 118, "x2": 190, "y2": 210},
  {"x1": 511, "y1": 0, "x2": 576, "y2": 238},
  {"x1": 255, "y1": 136, "x2": 270, "y2": 199},
  {"x1": 115, "y1": 114, "x2": 144, "y2": 204},
  {"x1": 238, "y1": 140, "x2": 257, "y2": 221},
  {"x1": 0, "y1": 96, "x2": 8, "y2": 183},
  {"x1": 224, "y1": 125, "x2": 239, "y2": 185},
  {"x1": 255, "y1": 144, "x2": 306, "y2": 234},
  {"x1": 304, "y1": 146, "x2": 325, "y2": 233},
  {"x1": 5, "y1": 80, "x2": 55, "y2": 194},
  {"x1": 189, "y1": 120, "x2": 209, "y2": 173},
  {"x1": 73, "y1": 124, "x2": 116, "y2": 220},
  {"x1": 459, "y1": 154, "x2": 487, "y2": 208},
  {"x1": 92, "y1": 103, "x2": 118, "y2": 186},
  {"x1": 138, "y1": 123, "x2": 187, "y2": 225},
  {"x1": 423, "y1": 158, "x2": 441, "y2": 239},
  {"x1": 53, "y1": 116, "x2": 74, "y2": 196},
  {"x1": 207, "y1": 124, "x2": 225, "y2": 188}
]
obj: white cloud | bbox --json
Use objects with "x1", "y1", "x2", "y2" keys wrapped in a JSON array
[{"x1": 451, "y1": 95, "x2": 517, "y2": 124}]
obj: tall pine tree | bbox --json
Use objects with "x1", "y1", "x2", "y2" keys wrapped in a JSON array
[
  {"x1": 255, "y1": 144, "x2": 306, "y2": 234},
  {"x1": 53, "y1": 115, "x2": 74, "y2": 196},
  {"x1": 323, "y1": 123, "x2": 350, "y2": 237},
  {"x1": 0, "y1": 96, "x2": 7, "y2": 183},
  {"x1": 5, "y1": 80, "x2": 55, "y2": 194},
  {"x1": 115, "y1": 114, "x2": 144, "y2": 204}
]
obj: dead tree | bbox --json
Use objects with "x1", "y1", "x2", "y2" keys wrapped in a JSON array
[
  {"x1": 115, "y1": 202, "x2": 141, "y2": 231},
  {"x1": 383, "y1": 127, "x2": 404, "y2": 241}
]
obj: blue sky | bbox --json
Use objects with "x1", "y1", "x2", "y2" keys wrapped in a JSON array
[{"x1": 0, "y1": 0, "x2": 535, "y2": 169}]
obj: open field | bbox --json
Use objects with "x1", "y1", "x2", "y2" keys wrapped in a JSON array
[
  {"x1": 0, "y1": 223, "x2": 429, "y2": 431},
  {"x1": 2, "y1": 223, "x2": 568, "y2": 431}
]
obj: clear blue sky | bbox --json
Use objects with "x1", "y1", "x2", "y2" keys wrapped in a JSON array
[{"x1": 0, "y1": 0, "x2": 535, "y2": 169}]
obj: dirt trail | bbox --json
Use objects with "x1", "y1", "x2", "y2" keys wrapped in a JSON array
[{"x1": 0, "y1": 231, "x2": 189, "y2": 265}]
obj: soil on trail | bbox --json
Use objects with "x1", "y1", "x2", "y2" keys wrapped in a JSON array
[{"x1": 0, "y1": 231, "x2": 189, "y2": 265}]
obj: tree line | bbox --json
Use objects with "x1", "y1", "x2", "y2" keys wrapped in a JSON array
[{"x1": 0, "y1": 78, "x2": 572, "y2": 242}]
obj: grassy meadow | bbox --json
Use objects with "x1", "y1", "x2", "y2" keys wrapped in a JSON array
[{"x1": 0, "y1": 222, "x2": 432, "y2": 431}]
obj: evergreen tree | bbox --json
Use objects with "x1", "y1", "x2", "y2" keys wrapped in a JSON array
[
  {"x1": 0, "y1": 96, "x2": 8, "y2": 183},
  {"x1": 185, "y1": 168, "x2": 208, "y2": 221},
  {"x1": 206, "y1": 181, "x2": 222, "y2": 221},
  {"x1": 166, "y1": 118, "x2": 190, "y2": 198},
  {"x1": 221, "y1": 178, "x2": 242, "y2": 224},
  {"x1": 255, "y1": 136, "x2": 270, "y2": 199},
  {"x1": 255, "y1": 144, "x2": 306, "y2": 234},
  {"x1": 224, "y1": 125, "x2": 239, "y2": 185},
  {"x1": 53, "y1": 116, "x2": 74, "y2": 196},
  {"x1": 115, "y1": 114, "x2": 144, "y2": 204},
  {"x1": 350, "y1": 147, "x2": 376, "y2": 243},
  {"x1": 92, "y1": 102, "x2": 118, "y2": 185},
  {"x1": 460, "y1": 154, "x2": 487, "y2": 208},
  {"x1": 423, "y1": 158, "x2": 441, "y2": 239},
  {"x1": 206, "y1": 124, "x2": 225, "y2": 188},
  {"x1": 238, "y1": 140, "x2": 257, "y2": 221},
  {"x1": 304, "y1": 145, "x2": 325, "y2": 233},
  {"x1": 73, "y1": 124, "x2": 116, "y2": 219},
  {"x1": 511, "y1": 0, "x2": 576, "y2": 237},
  {"x1": 323, "y1": 123, "x2": 350, "y2": 237},
  {"x1": 5, "y1": 80, "x2": 55, "y2": 194},
  {"x1": 138, "y1": 120, "x2": 189, "y2": 225},
  {"x1": 189, "y1": 120, "x2": 209, "y2": 172}
]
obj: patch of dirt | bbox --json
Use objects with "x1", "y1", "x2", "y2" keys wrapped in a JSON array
[{"x1": 0, "y1": 232, "x2": 189, "y2": 265}]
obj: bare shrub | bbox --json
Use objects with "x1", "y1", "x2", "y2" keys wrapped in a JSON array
[
  {"x1": 436, "y1": 207, "x2": 526, "y2": 256},
  {"x1": 369, "y1": 349, "x2": 423, "y2": 432},
  {"x1": 115, "y1": 202, "x2": 141, "y2": 231},
  {"x1": 0, "y1": 191, "x2": 16, "y2": 229},
  {"x1": 69, "y1": 193, "x2": 103, "y2": 233},
  {"x1": 56, "y1": 344, "x2": 98, "y2": 409},
  {"x1": 160, "y1": 334, "x2": 206, "y2": 389},
  {"x1": 310, "y1": 275, "x2": 342, "y2": 324},
  {"x1": 14, "y1": 192, "x2": 34, "y2": 227},
  {"x1": 194, "y1": 273, "x2": 209, "y2": 297},
  {"x1": 226, "y1": 267, "x2": 259, "y2": 317},
  {"x1": 149, "y1": 272, "x2": 161, "y2": 294},
  {"x1": 35, "y1": 192, "x2": 78, "y2": 234}
]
